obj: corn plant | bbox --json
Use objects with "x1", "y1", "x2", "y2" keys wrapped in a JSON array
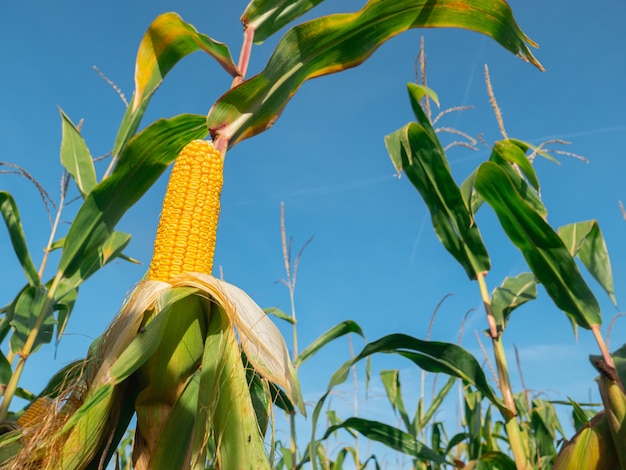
[{"x1": 0, "y1": 1, "x2": 546, "y2": 468}]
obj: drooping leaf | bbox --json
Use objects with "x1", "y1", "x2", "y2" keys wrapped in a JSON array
[
  {"x1": 0, "y1": 192, "x2": 39, "y2": 286},
  {"x1": 114, "y1": 13, "x2": 236, "y2": 156},
  {"x1": 10, "y1": 286, "x2": 54, "y2": 354},
  {"x1": 59, "y1": 108, "x2": 97, "y2": 197},
  {"x1": 385, "y1": 119, "x2": 490, "y2": 280},
  {"x1": 475, "y1": 161, "x2": 601, "y2": 329},
  {"x1": 331, "y1": 334, "x2": 507, "y2": 414},
  {"x1": 295, "y1": 320, "x2": 364, "y2": 366},
  {"x1": 559, "y1": 220, "x2": 616, "y2": 305},
  {"x1": 322, "y1": 417, "x2": 449, "y2": 464},
  {"x1": 208, "y1": 0, "x2": 542, "y2": 146},
  {"x1": 59, "y1": 114, "x2": 208, "y2": 279},
  {"x1": 491, "y1": 272, "x2": 537, "y2": 328},
  {"x1": 242, "y1": 0, "x2": 325, "y2": 44}
]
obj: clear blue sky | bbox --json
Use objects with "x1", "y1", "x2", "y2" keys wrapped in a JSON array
[{"x1": 1, "y1": 0, "x2": 626, "y2": 463}]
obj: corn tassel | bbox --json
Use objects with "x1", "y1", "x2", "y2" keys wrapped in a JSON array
[{"x1": 148, "y1": 139, "x2": 223, "y2": 282}]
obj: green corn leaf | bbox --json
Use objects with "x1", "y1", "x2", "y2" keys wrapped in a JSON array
[
  {"x1": 322, "y1": 417, "x2": 449, "y2": 464},
  {"x1": 245, "y1": 356, "x2": 272, "y2": 435},
  {"x1": 10, "y1": 286, "x2": 54, "y2": 354},
  {"x1": 421, "y1": 375, "x2": 456, "y2": 428},
  {"x1": 489, "y1": 140, "x2": 546, "y2": 217},
  {"x1": 330, "y1": 334, "x2": 507, "y2": 414},
  {"x1": 264, "y1": 306, "x2": 294, "y2": 324},
  {"x1": 492, "y1": 140, "x2": 540, "y2": 191},
  {"x1": 460, "y1": 168, "x2": 480, "y2": 210},
  {"x1": 58, "y1": 114, "x2": 207, "y2": 279},
  {"x1": 54, "y1": 287, "x2": 77, "y2": 346},
  {"x1": 559, "y1": 220, "x2": 616, "y2": 305},
  {"x1": 475, "y1": 161, "x2": 602, "y2": 329},
  {"x1": 242, "y1": 0, "x2": 325, "y2": 44},
  {"x1": 59, "y1": 108, "x2": 96, "y2": 197},
  {"x1": 464, "y1": 389, "x2": 482, "y2": 459},
  {"x1": 509, "y1": 138, "x2": 560, "y2": 164},
  {"x1": 470, "y1": 452, "x2": 516, "y2": 470},
  {"x1": 114, "y1": 13, "x2": 236, "y2": 156},
  {"x1": 295, "y1": 320, "x2": 364, "y2": 367},
  {"x1": 208, "y1": 0, "x2": 541, "y2": 146},
  {"x1": 531, "y1": 399, "x2": 563, "y2": 458},
  {"x1": 0, "y1": 352, "x2": 11, "y2": 388},
  {"x1": 379, "y1": 370, "x2": 411, "y2": 431},
  {"x1": 0, "y1": 192, "x2": 39, "y2": 286},
  {"x1": 445, "y1": 432, "x2": 469, "y2": 455},
  {"x1": 307, "y1": 334, "x2": 506, "y2": 470},
  {"x1": 55, "y1": 231, "x2": 132, "y2": 301},
  {"x1": 491, "y1": 272, "x2": 537, "y2": 328},
  {"x1": 385, "y1": 118, "x2": 490, "y2": 280},
  {"x1": 566, "y1": 397, "x2": 597, "y2": 432}
]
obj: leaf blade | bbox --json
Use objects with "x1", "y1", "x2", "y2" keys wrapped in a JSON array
[
  {"x1": 208, "y1": 0, "x2": 542, "y2": 146},
  {"x1": 59, "y1": 108, "x2": 97, "y2": 197},
  {"x1": 475, "y1": 161, "x2": 601, "y2": 329}
]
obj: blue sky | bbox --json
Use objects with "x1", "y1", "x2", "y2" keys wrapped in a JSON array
[{"x1": 1, "y1": 0, "x2": 626, "y2": 464}]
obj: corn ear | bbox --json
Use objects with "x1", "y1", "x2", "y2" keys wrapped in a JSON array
[
  {"x1": 597, "y1": 361, "x2": 626, "y2": 468},
  {"x1": 553, "y1": 410, "x2": 620, "y2": 470},
  {"x1": 148, "y1": 139, "x2": 223, "y2": 282}
]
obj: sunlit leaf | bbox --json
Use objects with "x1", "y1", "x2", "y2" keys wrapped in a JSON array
[
  {"x1": 208, "y1": 0, "x2": 542, "y2": 146},
  {"x1": 295, "y1": 320, "x2": 364, "y2": 366},
  {"x1": 114, "y1": 13, "x2": 235, "y2": 156},
  {"x1": 59, "y1": 108, "x2": 96, "y2": 197},
  {"x1": 385, "y1": 118, "x2": 490, "y2": 280},
  {"x1": 242, "y1": 0, "x2": 325, "y2": 44},
  {"x1": 475, "y1": 161, "x2": 601, "y2": 329},
  {"x1": 0, "y1": 192, "x2": 39, "y2": 287},
  {"x1": 323, "y1": 417, "x2": 449, "y2": 464},
  {"x1": 491, "y1": 272, "x2": 537, "y2": 328},
  {"x1": 559, "y1": 220, "x2": 616, "y2": 305},
  {"x1": 490, "y1": 140, "x2": 546, "y2": 217},
  {"x1": 59, "y1": 114, "x2": 208, "y2": 279}
]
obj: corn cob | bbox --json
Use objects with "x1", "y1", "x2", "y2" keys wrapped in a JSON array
[{"x1": 148, "y1": 139, "x2": 223, "y2": 282}]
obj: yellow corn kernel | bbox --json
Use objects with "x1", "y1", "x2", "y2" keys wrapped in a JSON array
[
  {"x1": 148, "y1": 140, "x2": 223, "y2": 283},
  {"x1": 17, "y1": 397, "x2": 54, "y2": 429}
]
